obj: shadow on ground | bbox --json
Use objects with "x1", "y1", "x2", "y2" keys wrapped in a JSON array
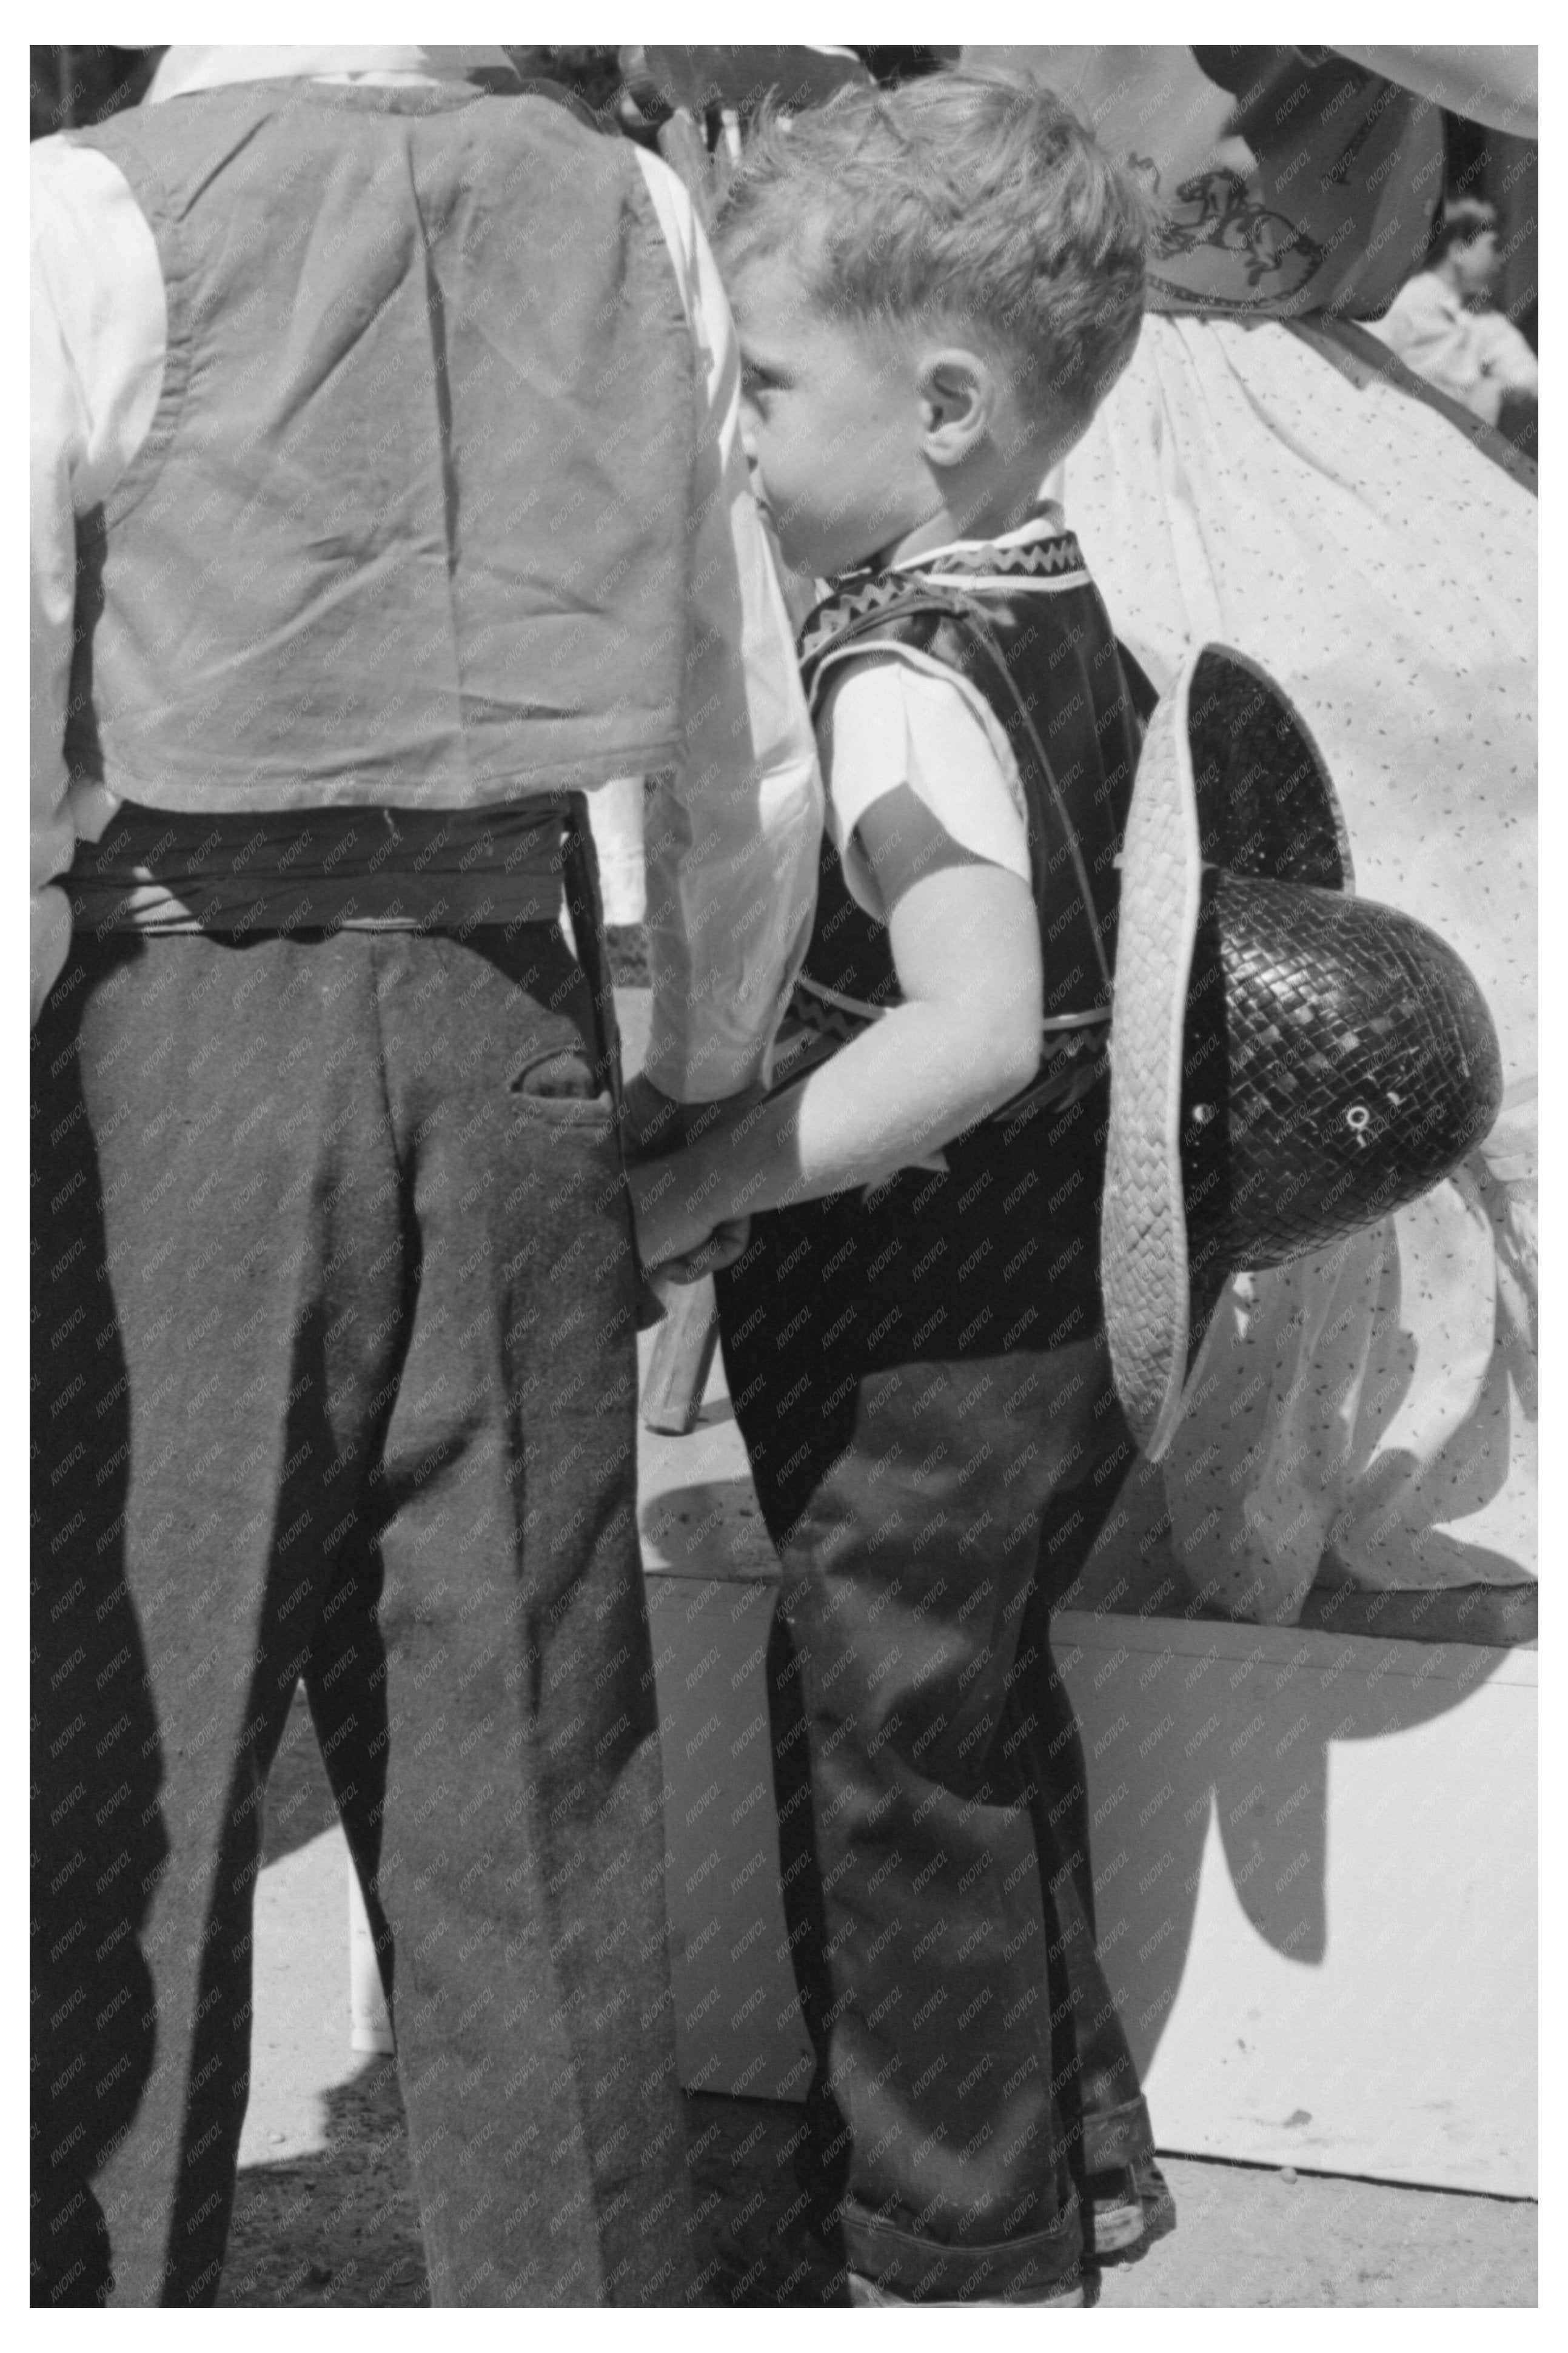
[
  {"x1": 221, "y1": 2075, "x2": 837, "y2": 2308},
  {"x1": 221, "y1": 2072, "x2": 1536, "y2": 2308}
]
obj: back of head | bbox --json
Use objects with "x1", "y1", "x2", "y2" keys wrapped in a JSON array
[{"x1": 715, "y1": 66, "x2": 1149, "y2": 434}]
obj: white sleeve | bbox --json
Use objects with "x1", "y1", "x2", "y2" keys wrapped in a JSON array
[
  {"x1": 632, "y1": 148, "x2": 823, "y2": 1101},
  {"x1": 30, "y1": 210, "x2": 82, "y2": 1026},
  {"x1": 1370, "y1": 277, "x2": 1445, "y2": 360},
  {"x1": 29, "y1": 139, "x2": 166, "y2": 1023},
  {"x1": 817, "y1": 651, "x2": 1031, "y2": 921},
  {"x1": 1474, "y1": 310, "x2": 1540, "y2": 398},
  {"x1": 1366, "y1": 277, "x2": 1478, "y2": 407}
]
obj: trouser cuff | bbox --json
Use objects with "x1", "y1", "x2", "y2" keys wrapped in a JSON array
[
  {"x1": 841, "y1": 2198, "x2": 1082, "y2": 2304},
  {"x1": 1082, "y1": 2094, "x2": 1156, "y2": 2178}
]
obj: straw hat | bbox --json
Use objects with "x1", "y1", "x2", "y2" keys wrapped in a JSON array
[{"x1": 1102, "y1": 645, "x2": 1502, "y2": 1462}]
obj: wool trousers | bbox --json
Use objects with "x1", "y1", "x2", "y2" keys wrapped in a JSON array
[{"x1": 32, "y1": 922, "x2": 692, "y2": 2308}]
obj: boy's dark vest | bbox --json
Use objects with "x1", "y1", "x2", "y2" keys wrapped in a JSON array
[
  {"x1": 789, "y1": 529, "x2": 1153, "y2": 1346},
  {"x1": 794, "y1": 531, "x2": 1150, "y2": 1106},
  {"x1": 64, "y1": 81, "x2": 695, "y2": 814}
]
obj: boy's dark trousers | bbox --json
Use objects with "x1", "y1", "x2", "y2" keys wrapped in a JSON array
[
  {"x1": 31, "y1": 922, "x2": 693, "y2": 2308},
  {"x1": 719, "y1": 1200, "x2": 1156, "y2": 2305}
]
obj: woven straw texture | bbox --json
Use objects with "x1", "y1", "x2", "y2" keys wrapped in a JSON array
[
  {"x1": 1103, "y1": 644, "x2": 1501, "y2": 1461},
  {"x1": 1101, "y1": 656, "x2": 1204, "y2": 1458},
  {"x1": 1196, "y1": 875, "x2": 1502, "y2": 1267}
]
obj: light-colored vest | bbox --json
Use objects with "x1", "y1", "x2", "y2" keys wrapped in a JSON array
[{"x1": 67, "y1": 80, "x2": 696, "y2": 812}]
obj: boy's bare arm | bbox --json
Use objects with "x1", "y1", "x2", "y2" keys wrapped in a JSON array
[{"x1": 631, "y1": 788, "x2": 1042, "y2": 1271}]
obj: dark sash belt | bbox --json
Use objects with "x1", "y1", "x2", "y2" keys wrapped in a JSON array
[{"x1": 67, "y1": 801, "x2": 572, "y2": 938}]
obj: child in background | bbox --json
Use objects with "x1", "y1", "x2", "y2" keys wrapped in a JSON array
[{"x1": 632, "y1": 70, "x2": 1170, "y2": 2306}]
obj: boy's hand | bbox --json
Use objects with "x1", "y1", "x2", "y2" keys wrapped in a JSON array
[
  {"x1": 621, "y1": 1071, "x2": 765, "y2": 1162},
  {"x1": 630, "y1": 1147, "x2": 750, "y2": 1281},
  {"x1": 620, "y1": 1072, "x2": 686, "y2": 1160},
  {"x1": 651, "y1": 1216, "x2": 752, "y2": 1287}
]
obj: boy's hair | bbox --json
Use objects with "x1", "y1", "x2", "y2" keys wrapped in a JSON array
[
  {"x1": 1433, "y1": 195, "x2": 1499, "y2": 260},
  {"x1": 714, "y1": 67, "x2": 1149, "y2": 429}
]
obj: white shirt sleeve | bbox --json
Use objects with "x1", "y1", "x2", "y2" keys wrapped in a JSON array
[
  {"x1": 816, "y1": 649, "x2": 1031, "y2": 922},
  {"x1": 1471, "y1": 308, "x2": 1540, "y2": 399},
  {"x1": 29, "y1": 138, "x2": 166, "y2": 1023},
  {"x1": 632, "y1": 149, "x2": 823, "y2": 1101},
  {"x1": 1372, "y1": 274, "x2": 1457, "y2": 363}
]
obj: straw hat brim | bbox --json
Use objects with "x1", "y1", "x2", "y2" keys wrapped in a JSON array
[{"x1": 1101, "y1": 643, "x2": 1350, "y2": 1463}]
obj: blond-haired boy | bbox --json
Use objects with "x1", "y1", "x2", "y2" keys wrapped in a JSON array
[{"x1": 634, "y1": 70, "x2": 1170, "y2": 2306}]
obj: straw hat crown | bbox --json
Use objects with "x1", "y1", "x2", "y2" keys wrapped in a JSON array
[{"x1": 1102, "y1": 645, "x2": 1502, "y2": 1460}]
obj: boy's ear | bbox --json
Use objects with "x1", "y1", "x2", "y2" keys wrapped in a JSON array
[{"x1": 916, "y1": 349, "x2": 995, "y2": 466}]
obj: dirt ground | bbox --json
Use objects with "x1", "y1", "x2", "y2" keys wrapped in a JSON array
[
  {"x1": 221, "y1": 2064, "x2": 1537, "y2": 2309},
  {"x1": 218, "y1": 1693, "x2": 1535, "y2": 2309}
]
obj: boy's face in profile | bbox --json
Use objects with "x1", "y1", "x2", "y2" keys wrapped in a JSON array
[{"x1": 728, "y1": 250, "x2": 934, "y2": 579}]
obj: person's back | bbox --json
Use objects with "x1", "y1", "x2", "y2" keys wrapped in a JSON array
[
  {"x1": 60, "y1": 75, "x2": 697, "y2": 812},
  {"x1": 30, "y1": 44, "x2": 820, "y2": 2309},
  {"x1": 631, "y1": 69, "x2": 1171, "y2": 2305}
]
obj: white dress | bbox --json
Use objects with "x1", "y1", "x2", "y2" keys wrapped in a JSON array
[{"x1": 1056, "y1": 310, "x2": 1536, "y2": 1619}]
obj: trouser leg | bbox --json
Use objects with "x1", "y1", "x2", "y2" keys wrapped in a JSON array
[
  {"x1": 1012, "y1": 1417, "x2": 1161, "y2": 2200},
  {"x1": 33, "y1": 962, "x2": 158, "y2": 2307},
  {"x1": 754, "y1": 1341, "x2": 1127, "y2": 2302},
  {"x1": 298, "y1": 927, "x2": 691, "y2": 2306},
  {"x1": 30, "y1": 935, "x2": 403, "y2": 2304}
]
